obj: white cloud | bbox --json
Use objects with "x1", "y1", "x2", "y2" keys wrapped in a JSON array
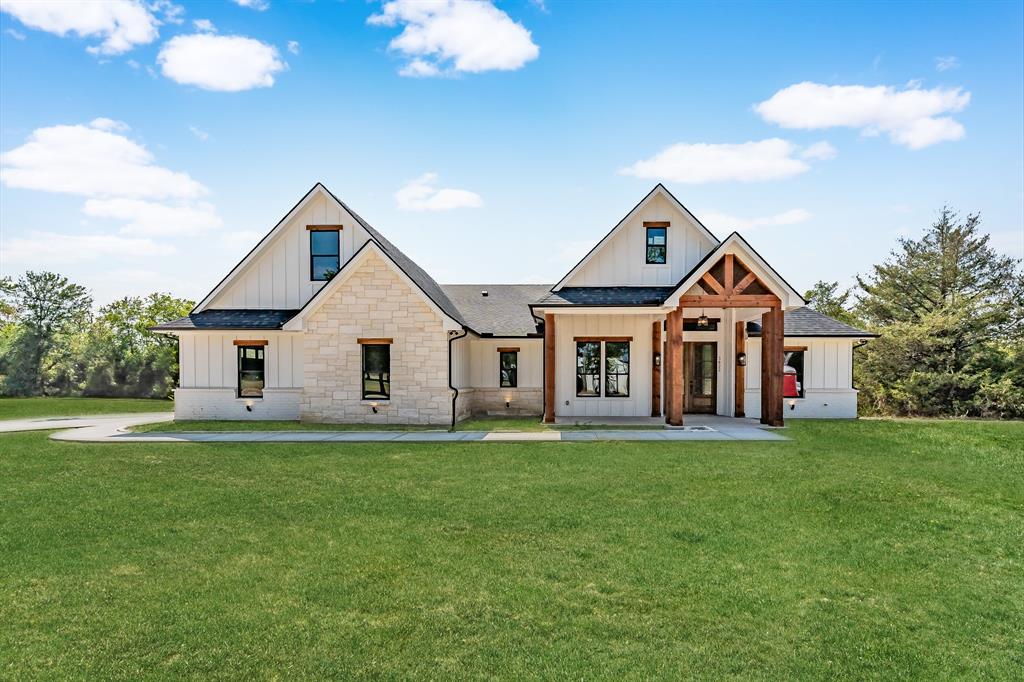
[
  {"x1": 158, "y1": 34, "x2": 286, "y2": 91},
  {"x1": 755, "y1": 81, "x2": 970, "y2": 149},
  {"x1": 700, "y1": 208, "x2": 812, "y2": 232},
  {"x1": 193, "y1": 19, "x2": 216, "y2": 33},
  {"x1": 801, "y1": 141, "x2": 837, "y2": 160},
  {"x1": 1, "y1": 119, "x2": 206, "y2": 199},
  {"x1": 368, "y1": 0, "x2": 539, "y2": 76},
  {"x1": 0, "y1": 0, "x2": 159, "y2": 55},
  {"x1": 83, "y1": 198, "x2": 222, "y2": 236},
  {"x1": 395, "y1": 173, "x2": 483, "y2": 211},
  {"x1": 3, "y1": 231, "x2": 176, "y2": 265},
  {"x1": 232, "y1": 0, "x2": 269, "y2": 10},
  {"x1": 935, "y1": 56, "x2": 960, "y2": 72},
  {"x1": 89, "y1": 117, "x2": 131, "y2": 133},
  {"x1": 287, "y1": 40, "x2": 300, "y2": 55},
  {"x1": 189, "y1": 125, "x2": 210, "y2": 141},
  {"x1": 620, "y1": 139, "x2": 814, "y2": 184},
  {"x1": 5, "y1": 28, "x2": 26, "y2": 40}
]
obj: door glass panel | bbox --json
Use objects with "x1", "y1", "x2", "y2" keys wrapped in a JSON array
[{"x1": 699, "y1": 344, "x2": 714, "y2": 396}]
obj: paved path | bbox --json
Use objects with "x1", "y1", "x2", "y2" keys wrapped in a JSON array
[{"x1": 0, "y1": 413, "x2": 787, "y2": 443}]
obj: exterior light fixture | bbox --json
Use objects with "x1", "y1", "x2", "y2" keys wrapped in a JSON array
[
  {"x1": 654, "y1": 352, "x2": 662, "y2": 368},
  {"x1": 736, "y1": 352, "x2": 746, "y2": 367},
  {"x1": 788, "y1": 400, "x2": 796, "y2": 411},
  {"x1": 697, "y1": 310, "x2": 709, "y2": 328},
  {"x1": 370, "y1": 402, "x2": 378, "y2": 414},
  {"x1": 245, "y1": 400, "x2": 253, "y2": 412}
]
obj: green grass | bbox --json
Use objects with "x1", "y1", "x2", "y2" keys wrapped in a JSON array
[
  {"x1": 0, "y1": 397, "x2": 172, "y2": 420},
  {"x1": 1, "y1": 420, "x2": 1022, "y2": 679},
  {"x1": 133, "y1": 415, "x2": 665, "y2": 433}
]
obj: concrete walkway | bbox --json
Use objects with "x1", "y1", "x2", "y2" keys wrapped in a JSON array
[{"x1": 1, "y1": 412, "x2": 787, "y2": 443}]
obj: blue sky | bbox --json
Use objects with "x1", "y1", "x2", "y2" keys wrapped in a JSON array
[{"x1": 1, "y1": 0, "x2": 1021, "y2": 304}]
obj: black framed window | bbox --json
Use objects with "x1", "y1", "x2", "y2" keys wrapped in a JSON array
[
  {"x1": 237, "y1": 346, "x2": 265, "y2": 398},
  {"x1": 576, "y1": 341, "x2": 601, "y2": 397},
  {"x1": 784, "y1": 350, "x2": 805, "y2": 399},
  {"x1": 646, "y1": 226, "x2": 667, "y2": 264},
  {"x1": 362, "y1": 344, "x2": 390, "y2": 400},
  {"x1": 310, "y1": 230, "x2": 340, "y2": 281},
  {"x1": 604, "y1": 341, "x2": 630, "y2": 397},
  {"x1": 499, "y1": 351, "x2": 518, "y2": 388}
]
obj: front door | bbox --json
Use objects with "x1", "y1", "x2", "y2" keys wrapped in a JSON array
[{"x1": 685, "y1": 342, "x2": 717, "y2": 414}]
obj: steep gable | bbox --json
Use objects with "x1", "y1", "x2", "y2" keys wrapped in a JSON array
[{"x1": 554, "y1": 185, "x2": 719, "y2": 290}]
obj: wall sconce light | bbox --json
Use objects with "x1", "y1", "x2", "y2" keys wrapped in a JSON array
[
  {"x1": 654, "y1": 352, "x2": 662, "y2": 368},
  {"x1": 697, "y1": 309, "x2": 709, "y2": 328},
  {"x1": 245, "y1": 400, "x2": 253, "y2": 412},
  {"x1": 736, "y1": 352, "x2": 746, "y2": 367},
  {"x1": 370, "y1": 402, "x2": 378, "y2": 414},
  {"x1": 788, "y1": 400, "x2": 796, "y2": 411},
  {"x1": 505, "y1": 400, "x2": 511, "y2": 409}
]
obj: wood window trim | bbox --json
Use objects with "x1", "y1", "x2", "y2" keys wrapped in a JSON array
[
  {"x1": 358, "y1": 338, "x2": 393, "y2": 345},
  {"x1": 784, "y1": 345, "x2": 808, "y2": 352},
  {"x1": 306, "y1": 225, "x2": 344, "y2": 231},
  {"x1": 496, "y1": 347, "x2": 520, "y2": 353},
  {"x1": 233, "y1": 339, "x2": 268, "y2": 346},
  {"x1": 573, "y1": 336, "x2": 633, "y2": 342},
  {"x1": 642, "y1": 221, "x2": 670, "y2": 227}
]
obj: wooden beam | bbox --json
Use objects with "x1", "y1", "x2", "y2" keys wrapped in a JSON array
[
  {"x1": 667, "y1": 310, "x2": 684, "y2": 426},
  {"x1": 651, "y1": 320, "x2": 662, "y2": 417},
  {"x1": 233, "y1": 339, "x2": 268, "y2": 346},
  {"x1": 357, "y1": 338, "x2": 393, "y2": 345},
  {"x1": 496, "y1": 347, "x2": 520, "y2": 353},
  {"x1": 572, "y1": 336, "x2": 633, "y2": 342},
  {"x1": 700, "y1": 273, "x2": 725, "y2": 295},
  {"x1": 544, "y1": 313, "x2": 555, "y2": 423},
  {"x1": 733, "y1": 271, "x2": 758, "y2": 295},
  {"x1": 306, "y1": 224, "x2": 344, "y2": 231},
  {"x1": 735, "y1": 321, "x2": 745, "y2": 418},
  {"x1": 760, "y1": 307, "x2": 784, "y2": 427},
  {"x1": 784, "y1": 345, "x2": 808, "y2": 352},
  {"x1": 678, "y1": 294, "x2": 781, "y2": 308},
  {"x1": 724, "y1": 254, "x2": 735, "y2": 292},
  {"x1": 642, "y1": 221, "x2": 670, "y2": 227}
]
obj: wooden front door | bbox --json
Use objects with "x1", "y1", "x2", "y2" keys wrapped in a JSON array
[{"x1": 685, "y1": 342, "x2": 717, "y2": 414}]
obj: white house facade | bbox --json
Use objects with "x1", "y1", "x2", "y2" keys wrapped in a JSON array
[{"x1": 155, "y1": 184, "x2": 874, "y2": 426}]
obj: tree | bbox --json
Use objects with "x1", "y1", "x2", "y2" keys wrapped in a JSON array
[{"x1": 803, "y1": 280, "x2": 860, "y2": 326}]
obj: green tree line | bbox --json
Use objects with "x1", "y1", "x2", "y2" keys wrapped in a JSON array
[
  {"x1": 805, "y1": 208, "x2": 1024, "y2": 418},
  {"x1": 0, "y1": 272, "x2": 192, "y2": 398}
]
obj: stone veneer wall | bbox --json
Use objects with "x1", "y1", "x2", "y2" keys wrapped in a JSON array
[{"x1": 300, "y1": 251, "x2": 453, "y2": 425}]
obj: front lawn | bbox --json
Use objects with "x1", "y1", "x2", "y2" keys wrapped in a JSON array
[
  {"x1": 0, "y1": 397, "x2": 172, "y2": 420},
  {"x1": 1, "y1": 420, "x2": 1021, "y2": 678}
]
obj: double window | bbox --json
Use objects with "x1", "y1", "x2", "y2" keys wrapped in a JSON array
[
  {"x1": 310, "y1": 229, "x2": 340, "y2": 281},
  {"x1": 499, "y1": 350, "x2": 518, "y2": 388},
  {"x1": 645, "y1": 224, "x2": 667, "y2": 264},
  {"x1": 237, "y1": 345, "x2": 265, "y2": 398},
  {"x1": 576, "y1": 340, "x2": 630, "y2": 397},
  {"x1": 361, "y1": 344, "x2": 391, "y2": 400}
]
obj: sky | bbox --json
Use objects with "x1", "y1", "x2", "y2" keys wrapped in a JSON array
[{"x1": 1, "y1": 0, "x2": 1022, "y2": 306}]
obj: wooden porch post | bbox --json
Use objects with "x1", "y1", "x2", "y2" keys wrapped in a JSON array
[
  {"x1": 544, "y1": 313, "x2": 556, "y2": 423},
  {"x1": 760, "y1": 306, "x2": 784, "y2": 427},
  {"x1": 735, "y1": 320, "x2": 745, "y2": 418},
  {"x1": 651, "y1": 320, "x2": 662, "y2": 417},
  {"x1": 667, "y1": 309, "x2": 684, "y2": 426}
]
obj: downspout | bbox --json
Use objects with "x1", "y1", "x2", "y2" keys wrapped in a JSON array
[{"x1": 448, "y1": 328, "x2": 469, "y2": 432}]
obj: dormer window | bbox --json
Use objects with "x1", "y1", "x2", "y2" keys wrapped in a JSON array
[
  {"x1": 644, "y1": 222, "x2": 668, "y2": 264},
  {"x1": 308, "y1": 226, "x2": 341, "y2": 281}
]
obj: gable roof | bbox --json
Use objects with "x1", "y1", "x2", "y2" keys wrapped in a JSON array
[
  {"x1": 661, "y1": 232, "x2": 806, "y2": 309},
  {"x1": 747, "y1": 307, "x2": 876, "y2": 338},
  {"x1": 193, "y1": 183, "x2": 465, "y2": 327},
  {"x1": 552, "y1": 184, "x2": 720, "y2": 291},
  {"x1": 282, "y1": 240, "x2": 463, "y2": 331},
  {"x1": 441, "y1": 285, "x2": 550, "y2": 336}
]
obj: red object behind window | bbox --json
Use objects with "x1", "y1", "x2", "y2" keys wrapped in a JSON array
[{"x1": 783, "y1": 366, "x2": 799, "y2": 398}]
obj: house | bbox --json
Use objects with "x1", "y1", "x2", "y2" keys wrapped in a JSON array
[{"x1": 153, "y1": 183, "x2": 874, "y2": 426}]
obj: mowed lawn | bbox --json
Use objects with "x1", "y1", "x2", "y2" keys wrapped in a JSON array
[
  {"x1": 0, "y1": 397, "x2": 172, "y2": 420},
  {"x1": 1, "y1": 421, "x2": 1021, "y2": 679}
]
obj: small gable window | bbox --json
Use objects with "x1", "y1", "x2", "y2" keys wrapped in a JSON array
[
  {"x1": 309, "y1": 228, "x2": 340, "y2": 281},
  {"x1": 645, "y1": 223, "x2": 667, "y2": 264},
  {"x1": 499, "y1": 349, "x2": 518, "y2": 388},
  {"x1": 237, "y1": 344, "x2": 265, "y2": 398}
]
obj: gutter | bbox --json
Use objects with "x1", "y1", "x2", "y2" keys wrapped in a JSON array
[{"x1": 448, "y1": 328, "x2": 469, "y2": 432}]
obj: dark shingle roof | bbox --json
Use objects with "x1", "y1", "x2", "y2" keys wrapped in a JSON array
[
  {"x1": 442, "y1": 285, "x2": 550, "y2": 336},
  {"x1": 747, "y1": 307, "x2": 875, "y2": 337},
  {"x1": 319, "y1": 186, "x2": 468, "y2": 328},
  {"x1": 534, "y1": 286, "x2": 676, "y2": 307},
  {"x1": 152, "y1": 309, "x2": 299, "y2": 331}
]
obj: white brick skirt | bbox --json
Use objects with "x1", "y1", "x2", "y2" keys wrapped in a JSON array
[{"x1": 174, "y1": 388, "x2": 302, "y2": 420}]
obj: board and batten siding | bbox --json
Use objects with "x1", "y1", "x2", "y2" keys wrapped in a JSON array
[
  {"x1": 554, "y1": 314, "x2": 659, "y2": 418},
  {"x1": 745, "y1": 336, "x2": 859, "y2": 418},
  {"x1": 178, "y1": 332, "x2": 304, "y2": 389},
  {"x1": 207, "y1": 194, "x2": 372, "y2": 310},
  {"x1": 562, "y1": 193, "x2": 716, "y2": 288}
]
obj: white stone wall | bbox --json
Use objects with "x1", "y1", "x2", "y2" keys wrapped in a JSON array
[{"x1": 300, "y1": 250, "x2": 453, "y2": 425}]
